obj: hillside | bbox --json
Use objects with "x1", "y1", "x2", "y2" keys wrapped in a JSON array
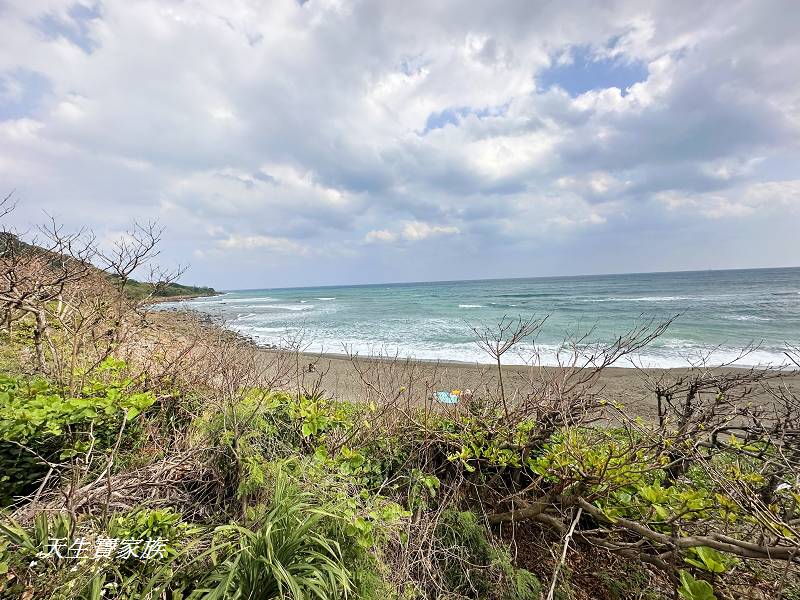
[
  {"x1": 0, "y1": 231, "x2": 216, "y2": 300},
  {"x1": 124, "y1": 278, "x2": 217, "y2": 300}
]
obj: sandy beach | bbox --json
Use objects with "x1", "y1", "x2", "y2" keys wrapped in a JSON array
[{"x1": 148, "y1": 309, "x2": 798, "y2": 421}]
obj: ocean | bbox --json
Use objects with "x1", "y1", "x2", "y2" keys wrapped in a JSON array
[{"x1": 164, "y1": 268, "x2": 800, "y2": 368}]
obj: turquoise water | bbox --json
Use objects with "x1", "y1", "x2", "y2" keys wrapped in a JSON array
[{"x1": 166, "y1": 268, "x2": 800, "y2": 368}]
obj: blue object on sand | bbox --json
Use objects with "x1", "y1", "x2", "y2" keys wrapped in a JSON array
[{"x1": 435, "y1": 391, "x2": 459, "y2": 404}]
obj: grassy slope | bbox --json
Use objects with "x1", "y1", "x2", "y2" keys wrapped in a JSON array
[
  {"x1": 123, "y1": 278, "x2": 217, "y2": 300},
  {"x1": 0, "y1": 231, "x2": 216, "y2": 300}
]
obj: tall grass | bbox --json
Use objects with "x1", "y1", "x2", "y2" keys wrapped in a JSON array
[{"x1": 196, "y1": 472, "x2": 353, "y2": 600}]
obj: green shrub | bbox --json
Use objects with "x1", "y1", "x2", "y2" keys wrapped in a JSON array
[
  {"x1": 197, "y1": 471, "x2": 354, "y2": 599},
  {"x1": 495, "y1": 552, "x2": 541, "y2": 600},
  {"x1": 0, "y1": 509, "x2": 212, "y2": 599},
  {"x1": 436, "y1": 510, "x2": 494, "y2": 596},
  {"x1": 107, "y1": 508, "x2": 198, "y2": 563},
  {"x1": 678, "y1": 570, "x2": 716, "y2": 600},
  {"x1": 0, "y1": 361, "x2": 154, "y2": 504},
  {"x1": 0, "y1": 512, "x2": 76, "y2": 598},
  {"x1": 434, "y1": 510, "x2": 541, "y2": 599}
]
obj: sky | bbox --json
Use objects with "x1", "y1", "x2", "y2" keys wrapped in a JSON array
[{"x1": 1, "y1": 0, "x2": 799, "y2": 289}]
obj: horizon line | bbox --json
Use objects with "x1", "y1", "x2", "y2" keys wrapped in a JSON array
[{"x1": 220, "y1": 264, "x2": 800, "y2": 293}]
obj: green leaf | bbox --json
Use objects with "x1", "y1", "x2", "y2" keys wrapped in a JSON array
[
  {"x1": 653, "y1": 504, "x2": 670, "y2": 520},
  {"x1": 685, "y1": 547, "x2": 728, "y2": 573},
  {"x1": 678, "y1": 570, "x2": 715, "y2": 600}
]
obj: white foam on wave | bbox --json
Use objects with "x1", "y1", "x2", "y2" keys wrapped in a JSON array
[
  {"x1": 177, "y1": 297, "x2": 278, "y2": 310},
  {"x1": 202, "y1": 296, "x2": 277, "y2": 305},
  {"x1": 626, "y1": 347, "x2": 787, "y2": 369},
  {"x1": 230, "y1": 324, "x2": 296, "y2": 345},
  {"x1": 724, "y1": 315, "x2": 772, "y2": 321},
  {"x1": 180, "y1": 292, "x2": 232, "y2": 304},
  {"x1": 458, "y1": 304, "x2": 483, "y2": 308},
  {"x1": 316, "y1": 297, "x2": 336, "y2": 300},
  {"x1": 228, "y1": 318, "x2": 791, "y2": 368},
  {"x1": 228, "y1": 304, "x2": 314, "y2": 313},
  {"x1": 587, "y1": 296, "x2": 696, "y2": 303},
  {"x1": 659, "y1": 338, "x2": 697, "y2": 350},
  {"x1": 271, "y1": 304, "x2": 314, "y2": 311},
  {"x1": 235, "y1": 312, "x2": 259, "y2": 321},
  {"x1": 231, "y1": 324, "x2": 286, "y2": 335}
]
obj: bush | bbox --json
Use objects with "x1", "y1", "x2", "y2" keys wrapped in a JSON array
[
  {"x1": 0, "y1": 509, "x2": 208, "y2": 600},
  {"x1": 434, "y1": 510, "x2": 542, "y2": 600},
  {"x1": 197, "y1": 471, "x2": 354, "y2": 599},
  {"x1": 0, "y1": 362, "x2": 154, "y2": 504}
]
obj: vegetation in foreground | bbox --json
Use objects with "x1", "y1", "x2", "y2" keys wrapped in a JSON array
[{"x1": 2, "y1": 195, "x2": 800, "y2": 599}]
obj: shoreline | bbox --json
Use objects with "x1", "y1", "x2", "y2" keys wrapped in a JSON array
[
  {"x1": 151, "y1": 305, "x2": 785, "y2": 371},
  {"x1": 145, "y1": 309, "x2": 798, "y2": 420},
  {"x1": 145, "y1": 291, "x2": 224, "y2": 304}
]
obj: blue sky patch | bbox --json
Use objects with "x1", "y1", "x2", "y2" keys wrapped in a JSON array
[
  {"x1": 538, "y1": 45, "x2": 648, "y2": 97},
  {"x1": 0, "y1": 68, "x2": 51, "y2": 120},
  {"x1": 35, "y1": 3, "x2": 101, "y2": 54},
  {"x1": 424, "y1": 107, "x2": 471, "y2": 132},
  {"x1": 422, "y1": 105, "x2": 506, "y2": 134}
]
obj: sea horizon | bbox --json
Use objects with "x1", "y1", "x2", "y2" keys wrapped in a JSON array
[
  {"x1": 166, "y1": 266, "x2": 800, "y2": 369},
  {"x1": 219, "y1": 264, "x2": 800, "y2": 294}
]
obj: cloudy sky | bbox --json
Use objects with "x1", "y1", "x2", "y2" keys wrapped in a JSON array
[{"x1": 2, "y1": 1, "x2": 799, "y2": 289}]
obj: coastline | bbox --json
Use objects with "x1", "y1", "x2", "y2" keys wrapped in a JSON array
[
  {"x1": 159, "y1": 271, "x2": 800, "y2": 371},
  {"x1": 145, "y1": 291, "x2": 224, "y2": 304},
  {"x1": 145, "y1": 309, "x2": 797, "y2": 420}
]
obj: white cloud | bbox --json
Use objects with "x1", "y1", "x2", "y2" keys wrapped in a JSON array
[
  {"x1": 1, "y1": 1, "x2": 798, "y2": 286},
  {"x1": 216, "y1": 234, "x2": 309, "y2": 255},
  {"x1": 656, "y1": 180, "x2": 800, "y2": 219},
  {"x1": 365, "y1": 222, "x2": 460, "y2": 243},
  {"x1": 365, "y1": 229, "x2": 396, "y2": 243},
  {"x1": 401, "y1": 221, "x2": 460, "y2": 241}
]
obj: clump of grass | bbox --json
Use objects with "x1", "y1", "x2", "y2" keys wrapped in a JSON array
[
  {"x1": 197, "y1": 471, "x2": 353, "y2": 600},
  {"x1": 434, "y1": 510, "x2": 542, "y2": 600}
]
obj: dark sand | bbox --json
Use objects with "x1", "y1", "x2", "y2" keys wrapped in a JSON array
[
  {"x1": 147, "y1": 309, "x2": 800, "y2": 421},
  {"x1": 270, "y1": 350, "x2": 800, "y2": 419}
]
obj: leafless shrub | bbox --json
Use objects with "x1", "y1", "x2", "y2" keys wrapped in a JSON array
[
  {"x1": 0, "y1": 190, "x2": 16, "y2": 221},
  {"x1": 342, "y1": 312, "x2": 800, "y2": 595},
  {"x1": 12, "y1": 449, "x2": 222, "y2": 523},
  {"x1": 472, "y1": 315, "x2": 547, "y2": 418},
  {"x1": 0, "y1": 200, "x2": 191, "y2": 387},
  {"x1": 1, "y1": 214, "x2": 95, "y2": 372}
]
